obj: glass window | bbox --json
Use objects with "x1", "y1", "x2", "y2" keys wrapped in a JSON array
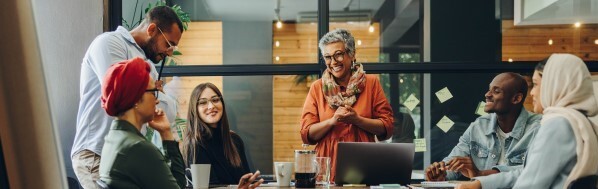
[
  {"x1": 501, "y1": 2, "x2": 598, "y2": 62},
  {"x1": 138, "y1": 0, "x2": 321, "y2": 65},
  {"x1": 329, "y1": 0, "x2": 421, "y2": 63}
]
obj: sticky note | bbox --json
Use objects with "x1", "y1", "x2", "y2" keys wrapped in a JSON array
[
  {"x1": 436, "y1": 116, "x2": 455, "y2": 133},
  {"x1": 414, "y1": 138, "x2": 426, "y2": 152},
  {"x1": 476, "y1": 101, "x2": 489, "y2": 116},
  {"x1": 404, "y1": 94, "x2": 420, "y2": 112},
  {"x1": 435, "y1": 87, "x2": 453, "y2": 103}
]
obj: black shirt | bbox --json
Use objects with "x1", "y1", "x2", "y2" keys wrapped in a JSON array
[{"x1": 194, "y1": 127, "x2": 250, "y2": 184}]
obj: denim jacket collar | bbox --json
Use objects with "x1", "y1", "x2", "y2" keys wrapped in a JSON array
[{"x1": 483, "y1": 107, "x2": 530, "y2": 140}]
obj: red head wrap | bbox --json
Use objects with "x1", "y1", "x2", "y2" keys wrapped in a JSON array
[{"x1": 101, "y1": 57, "x2": 151, "y2": 116}]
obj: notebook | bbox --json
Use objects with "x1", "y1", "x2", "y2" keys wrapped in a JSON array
[{"x1": 335, "y1": 142, "x2": 415, "y2": 186}]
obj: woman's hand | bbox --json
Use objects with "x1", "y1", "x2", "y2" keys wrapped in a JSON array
[
  {"x1": 148, "y1": 108, "x2": 174, "y2": 140},
  {"x1": 331, "y1": 106, "x2": 349, "y2": 125},
  {"x1": 338, "y1": 105, "x2": 360, "y2": 125},
  {"x1": 238, "y1": 170, "x2": 264, "y2": 189},
  {"x1": 455, "y1": 180, "x2": 481, "y2": 189}
]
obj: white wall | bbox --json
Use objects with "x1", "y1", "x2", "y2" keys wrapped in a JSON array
[{"x1": 31, "y1": 0, "x2": 103, "y2": 182}]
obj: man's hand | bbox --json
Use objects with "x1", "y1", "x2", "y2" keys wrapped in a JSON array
[
  {"x1": 447, "y1": 156, "x2": 479, "y2": 178},
  {"x1": 425, "y1": 161, "x2": 448, "y2": 181},
  {"x1": 455, "y1": 180, "x2": 481, "y2": 189},
  {"x1": 238, "y1": 170, "x2": 264, "y2": 189}
]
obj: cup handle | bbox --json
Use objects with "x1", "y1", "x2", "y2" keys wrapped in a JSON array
[
  {"x1": 276, "y1": 164, "x2": 285, "y2": 177},
  {"x1": 185, "y1": 168, "x2": 193, "y2": 187}
]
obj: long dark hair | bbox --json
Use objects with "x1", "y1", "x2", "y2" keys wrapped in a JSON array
[{"x1": 182, "y1": 83, "x2": 241, "y2": 167}]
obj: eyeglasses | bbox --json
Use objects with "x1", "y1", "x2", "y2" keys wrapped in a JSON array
[
  {"x1": 198, "y1": 96, "x2": 222, "y2": 107},
  {"x1": 322, "y1": 50, "x2": 346, "y2": 63},
  {"x1": 157, "y1": 27, "x2": 179, "y2": 52},
  {"x1": 145, "y1": 88, "x2": 160, "y2": 97}
]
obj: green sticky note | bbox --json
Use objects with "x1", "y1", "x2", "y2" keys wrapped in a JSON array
[
  {"x1": 414, "y1": 138, "x2": 426, "y2": 152},
  {"x1": 435, "y1": 87, "x2": 453, "y2": 103},
  {"x1": 436, "y1": 116, "x2": 455, "y2": 133},
  {"x1": 404, "y1": 94, "x2": 420, "y2": 112},
  {"x1": 476, "y1": 101, "x2": 489, "y2": 116}
]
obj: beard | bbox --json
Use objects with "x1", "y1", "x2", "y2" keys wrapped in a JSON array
[{"x1": 141, "y1": 36, "x2": 165, "y2": 63}]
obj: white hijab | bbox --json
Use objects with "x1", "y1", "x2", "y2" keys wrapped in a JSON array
[{"x1": 540, "y1": 53, "x2": 598, "y2": 188}]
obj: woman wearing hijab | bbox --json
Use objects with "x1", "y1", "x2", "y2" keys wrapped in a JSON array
[
  {"x1": 98, "y1": 57, "x2": 186, "y2": 188},
  {"x1": 300, "y1": 28, "x2": 394, "y2": 181},
  {"x1": 457, "y1": 54, "x2": 598, "y2": 189},
  {"x1": 182, "y1": 83, "x2": 262, "y2": 187}
]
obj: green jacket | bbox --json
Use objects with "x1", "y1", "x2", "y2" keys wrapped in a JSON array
[{"x1": 99, "y1": 120, "x2": 186, "y2": 189}]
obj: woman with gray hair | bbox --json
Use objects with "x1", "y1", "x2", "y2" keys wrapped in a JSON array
[{"x1": 300, "y1": 28, "x2": 394, "y2": 181}]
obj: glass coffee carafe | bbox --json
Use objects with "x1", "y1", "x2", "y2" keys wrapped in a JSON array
[{"x1": 294, "y1": 144, "x2": 318, "y2": 188}]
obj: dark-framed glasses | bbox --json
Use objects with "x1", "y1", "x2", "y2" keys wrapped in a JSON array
[
  {"x1": 145, "y1": 88, "x2": 160, "y2": 97},
  {"x1": 198, "y1": 96, "x2": 222, "y2": 107},
  {"x1": 322, "y1": 50, "x2": 346, "y2": 63}
]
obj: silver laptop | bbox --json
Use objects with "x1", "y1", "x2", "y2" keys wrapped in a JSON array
[{"x1": 335, "y1": 142, "x2": 415, "y2": 186}]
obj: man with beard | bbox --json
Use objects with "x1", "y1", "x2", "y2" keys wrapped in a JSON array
[
  {"x1": 425, "y1": 73, "x2": 541, "y2": 181},
  {"x1": 71, "y1": 6, "x2": 183, "y2": 188}
]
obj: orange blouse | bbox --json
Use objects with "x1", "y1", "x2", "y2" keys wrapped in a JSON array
[{"x1": 300, "y1": 75, "x2": 394, "y2": 182}]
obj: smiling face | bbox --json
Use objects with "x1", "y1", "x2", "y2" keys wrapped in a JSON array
[
  {"x1": 484, "y1": 74, "x2": 520, "y2": 114},
  {"x1": 322, "y1": 42, "x2": 353, "y2": 83},
  {"x1": 196, "y1": 87, "x2": 223, "y2": 128},
  {"x1": 530, "y1": 70, "x2": 544, "y2": 113}
]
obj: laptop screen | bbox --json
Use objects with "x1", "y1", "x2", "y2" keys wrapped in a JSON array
[{"x1": 334, "y1": 142, "x2": 415, "y2": 186}]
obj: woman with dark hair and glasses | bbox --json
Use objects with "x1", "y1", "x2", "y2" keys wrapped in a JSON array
[
  {"x1": 98, "y1": 57, "x2": 185, "y2": 188},
  {"x1": 182, "y1": 83, "x2": 262, "y2": 188},
  {"x1": 300, "y1": 28, "x2": 394, "y2": 181}
]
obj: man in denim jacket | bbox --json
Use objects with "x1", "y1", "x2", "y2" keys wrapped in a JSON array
[{"x1": 425, "y1": 73, "x2": 541, "y2": 181}]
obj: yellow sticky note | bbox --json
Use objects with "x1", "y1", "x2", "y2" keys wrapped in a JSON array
[
  {"x1": 476, "y1": 101, "x2": 489, "y2": 116},
  {"x1": 435, "y1": 87, "x2": 453, "y2": 103},
  {"x1": 404, "y1": 94, "x2": 420, "y2": 112},
  {"x1": 436, "y1": 116, "x2": 455, "y2": 133},
  {"x1": 414, "y1": 138, "x2": 426, "y2": 152}
]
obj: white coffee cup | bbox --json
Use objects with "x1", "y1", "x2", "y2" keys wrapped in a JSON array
[
  {"x1": 274, "y1": 162, "x2": 294, "y2": 186},
  {"x1": 185, "y1": 164, "x2": 211, "y2": 189}
]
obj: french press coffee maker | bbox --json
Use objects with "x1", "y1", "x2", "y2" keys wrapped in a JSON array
[{"x1": 294, "y1": 144, "x2": 318, "y2": 188}]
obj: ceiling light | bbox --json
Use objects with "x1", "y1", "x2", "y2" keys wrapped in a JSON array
[
  {"x1": 594, "y1": 39, "x2": 598, "y2": 45},
  {"x1": 574, "y1": 22, "x2": 581, "y2": 28},
  {"x1": 368, "y1": 25, "x2": 374, "y2": 33},
  {"x1": 508, "y1": 58, "x2": 513, "y2": 62},
  {"x1": 275, "y1": 56, "x2": 280, "y2": 61},
  {"x1": 400, "y1": 79, "x2": 404, "y2": 83},
  {"x1": 357, "y1": 40, "x2": 362, "y2": 46},
  {"x1": 275, "y1": 41, "x2": 280, "y2": 47},
  {"x1": 548, "y1": 39, "x2": 553, "y2": 45},
  {"x1": 276, "y1": 20, "x2": 283, "y2": 29}
]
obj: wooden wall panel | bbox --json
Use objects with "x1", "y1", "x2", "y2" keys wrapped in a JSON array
[
  {"x1": 502, "y1": 20, "x2": 598, "y2": 61},
  {"x1": 272, "y1": 22, "x2": 380, "y2": 163}
]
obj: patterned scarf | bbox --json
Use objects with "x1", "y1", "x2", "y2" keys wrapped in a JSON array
[{"x1": 322, "y1": 62, "x2": 366, "y2": 109}]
